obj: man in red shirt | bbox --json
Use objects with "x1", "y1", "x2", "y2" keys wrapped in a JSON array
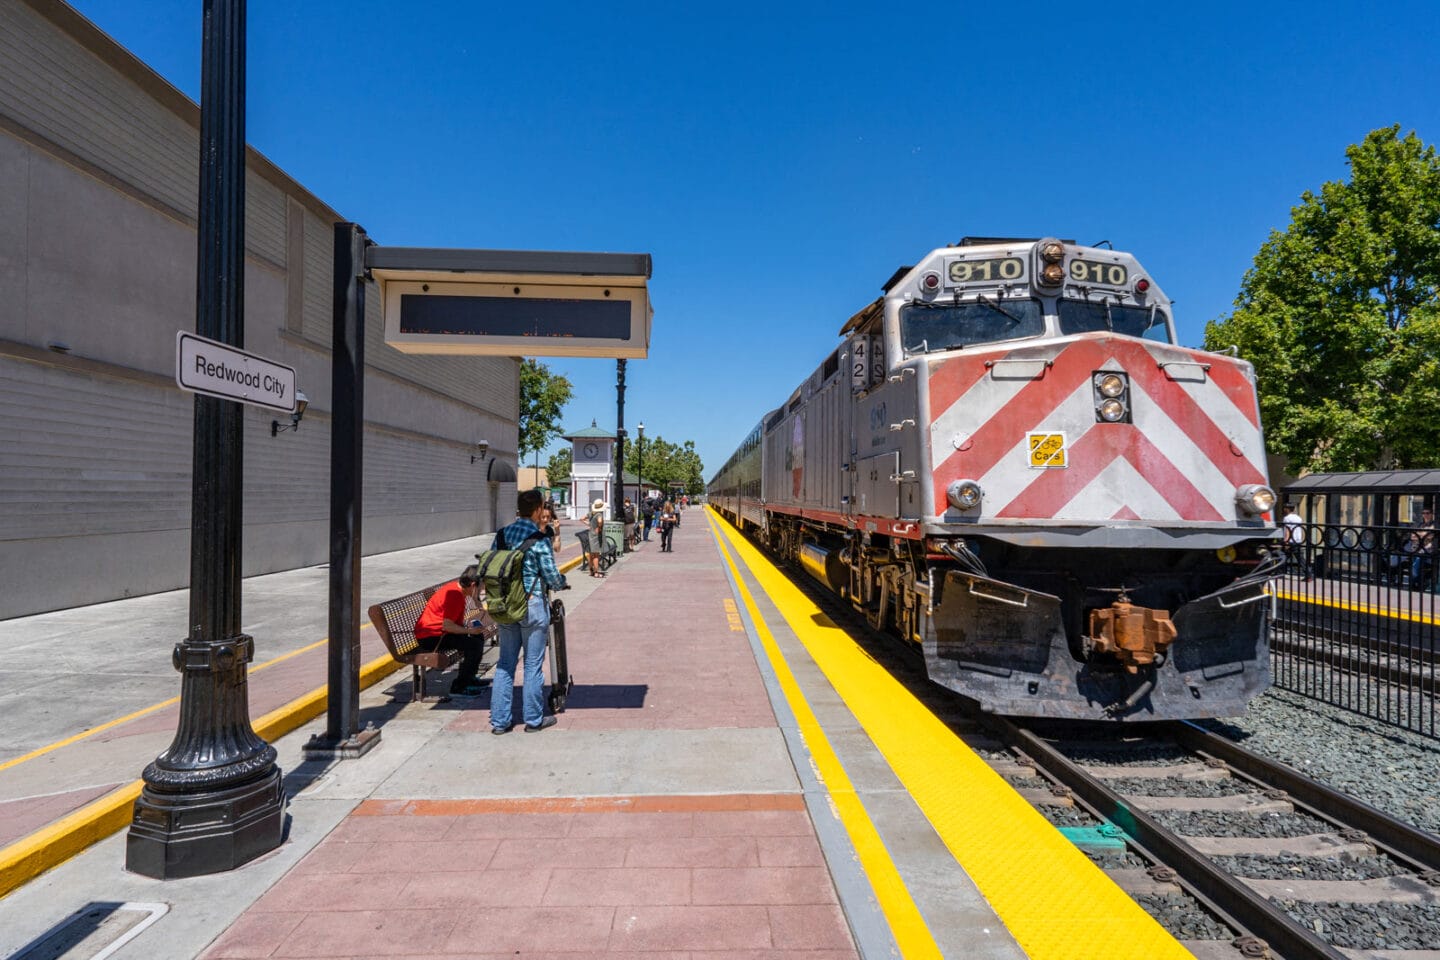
[{"x1": 414, "y1": 564, "x2": 488, "y2": 696}]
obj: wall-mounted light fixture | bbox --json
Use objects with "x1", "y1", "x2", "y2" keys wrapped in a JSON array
[
  {"x1": 270, "y1": 391, "x2": 308, "y2": 436},
  {"x1": 471, "y1": 440, "x2": 490, "y2": 464}
]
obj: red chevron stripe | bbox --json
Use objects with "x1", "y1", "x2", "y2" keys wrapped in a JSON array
[
  {"x1": 1120, "y1": 347, "x2": 1268, "y2": 488},
  {"x1": 1197, "y1": 355, "x2": 1261, "y2": 428},
  {"x1": 928, "y1": 349, "x2": 1004, "y2": 418},
  {"x1": 996, "y1": 424, "x2": 1225, "y2": 521},
  {"x1": 934, "y1": 339, "x2": 1110, "y2": 481}
]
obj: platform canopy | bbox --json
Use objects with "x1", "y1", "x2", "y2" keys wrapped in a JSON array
[
  {"x1": 369, "y1": 247, "x2": 652, "y2": 358},
  {"x1": 1284, "y1": 469, "x2": 1440, "y2": 494}
]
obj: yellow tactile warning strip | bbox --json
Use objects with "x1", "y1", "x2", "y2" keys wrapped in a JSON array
[
  {"x1": 710, "y1": 521, "x2": 943, "y2": 959},
  {"x1": 708, "y1": 509, "x2": 1194, "y2": 960},
  {"x1": 1272, "y1": 587, "x2": 1438, "y2": 627}
]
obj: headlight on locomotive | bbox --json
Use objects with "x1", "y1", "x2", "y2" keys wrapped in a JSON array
[
  {"x1": 1098, "y1": 398, "x2": 1126, "y2": 422},
  {"x1": 947, "y1": 479, "x2": 984, "y2": 511},
  {"x1": 1235, "y1": 483, "x2": 1277, "y2": 516},
  {"x1": 1092, "y1": 371, "x2": 1131, "y2": 423},
  {"x1": 1035, "y1": 238, "x2": 1066, "y2": 287},
  {"x1": 1096, "y1": 373, "x2": 1126, "y2": 398}
]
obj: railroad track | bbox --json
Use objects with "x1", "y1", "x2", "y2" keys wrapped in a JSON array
[
  {"x1": 763, "y1": 543, "x2": 1440, "y2": 957},
  {"x1": 1271, "y1": 621, "x2": 1440, "y2": 696},
  {"x1": 984, "y1": 717, "x2": 1440, "y2": 959}
]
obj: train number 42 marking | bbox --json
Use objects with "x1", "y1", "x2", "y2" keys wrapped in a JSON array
[{"x1": 1028, "y1": 432, "x2": 1068, "y2": 469}]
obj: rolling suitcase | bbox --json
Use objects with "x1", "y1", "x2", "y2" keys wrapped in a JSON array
[{"x1": 547, "y1": 597, "x2": 574, "y2": 713}]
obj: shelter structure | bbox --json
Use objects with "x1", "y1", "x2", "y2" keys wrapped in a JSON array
[{"x1": 1280, "y1": 469, "x2": 1440, "y2": 527}]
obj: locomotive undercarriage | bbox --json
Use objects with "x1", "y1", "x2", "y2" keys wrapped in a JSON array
[{"x1": 768, "y1": 512, "x2": 1276, "y2": 721}]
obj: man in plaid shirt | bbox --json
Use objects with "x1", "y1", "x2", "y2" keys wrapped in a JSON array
[{"x1": 489, "y1": 489, "x2": 568, "y2": 734}]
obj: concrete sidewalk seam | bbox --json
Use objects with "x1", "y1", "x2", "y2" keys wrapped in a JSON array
[{"x1": 0, "y1": 650, "x2": 405, "y2": 899}]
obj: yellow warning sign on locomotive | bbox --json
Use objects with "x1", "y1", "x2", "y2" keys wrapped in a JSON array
[{"x1": 1028, "y1": 432, "x2": 1067, "y2": 469}]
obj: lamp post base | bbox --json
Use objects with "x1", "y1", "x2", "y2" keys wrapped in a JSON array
[
  {"x1": 126, "y1": 766, "x2": 285, "y2": 879},
  {"x1": 302, "y1": 725, "x2": 381, "y2": 760}
]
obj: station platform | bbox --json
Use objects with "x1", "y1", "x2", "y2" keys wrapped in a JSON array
[{"x1": 0, "y1": 508, "x2": 1191, "y2": 959}]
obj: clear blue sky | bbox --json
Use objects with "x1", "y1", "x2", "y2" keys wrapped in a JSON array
[{"x1": 70, "y1": 1, "x2": 1440, "y2": 480}]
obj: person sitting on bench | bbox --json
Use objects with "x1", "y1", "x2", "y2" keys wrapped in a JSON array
[{"x1": 413, "y1": 565, "x2": 488, "y2": 697}]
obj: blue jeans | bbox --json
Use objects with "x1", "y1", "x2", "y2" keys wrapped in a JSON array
[{"x1": 490, "y1": 594, "x2": 550, "y2": 729}]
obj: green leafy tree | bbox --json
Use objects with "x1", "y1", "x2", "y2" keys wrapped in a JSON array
[
  {"x1": 624, "y1": 434, "x2": 705, "y2": 496},
  {"x1": 1205, "y1": 126, "x2": 1440, "y2": 473},
  {"x1": 546, "y1": 447, "x2": 572, "y2": 484},
  {"x1": 518, "y1": 360, "x2": 574, "y2": 463}
]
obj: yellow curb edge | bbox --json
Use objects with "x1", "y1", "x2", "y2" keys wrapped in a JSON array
[
  {"x1": 0, "y1": 650, "x2": 406, "y2": 899},
  {"x1": 0, "y1": 554, "x2": 584, "y2": 899}
]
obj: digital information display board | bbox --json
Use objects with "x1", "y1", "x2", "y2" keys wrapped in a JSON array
[{"x1": 373, "y1": 247, "x2": 652, "y2": 358}]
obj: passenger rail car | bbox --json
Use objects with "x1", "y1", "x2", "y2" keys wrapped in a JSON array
[{"x1": 709, "y1": 238, "x2": 1280, "y2": 720}]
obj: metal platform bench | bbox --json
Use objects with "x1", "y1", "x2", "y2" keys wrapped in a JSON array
[{"x1": 368, "y1": 584, "x2": 497, "y2": 703}]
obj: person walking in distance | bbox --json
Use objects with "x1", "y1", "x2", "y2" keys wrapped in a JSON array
[
  {"x1": 1281, "y1": 503, "x2": 1311, "y2": 581},
  {"x1": 658, "y1": 500, "x2": 678, "y2": 553},
  {"x1": 489, "y1": 489, "x2": 568, "y2": 734}
]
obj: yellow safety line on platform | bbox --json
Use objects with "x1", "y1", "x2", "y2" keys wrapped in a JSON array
[
  {"x1": 0, "y1": 648, "x2": 405, "y2": 899},
  {"x1": 0, "y1": 629, "x2": 365, "y2": 775},
  {"x1": 0, "y1": 557, "x2": 587, "y2": 897},
  {"x1": 707, "y1": 514, "x2": 941, "y2": 960},
  {"x1": 1274, "y1": 587, "x2": 1439, "y2": 627},
  {"x1": 708, "y1": 509, "x2": 1194, "y2": 960}
]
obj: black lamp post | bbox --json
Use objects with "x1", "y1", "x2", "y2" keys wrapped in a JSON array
[
  {"x1": 127, "y1": 0, "x2": 283, "y2": 878},
  {"x1": 614, "y1": 359, "x2": 626, "y2": 521},
  {"x1": 637, "y1": 420, "x2": 645, "y2": 503}
]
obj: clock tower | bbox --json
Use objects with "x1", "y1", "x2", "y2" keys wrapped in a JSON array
[{"x1": 563, "y1": 420, "x2": 617, "y2": 520}]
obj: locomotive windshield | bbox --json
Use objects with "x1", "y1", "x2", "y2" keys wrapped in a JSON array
[
  {"x1": 1058, "y1": 299, "x2": 1171, "y2": 342},
  {"x1": 900, "y1": 298, "x2": 1045, "y2": 353}
]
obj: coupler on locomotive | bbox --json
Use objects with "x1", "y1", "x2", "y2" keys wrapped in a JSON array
[{"x1": 924, "y1": 546, "x2": 1278, "y2": 721}]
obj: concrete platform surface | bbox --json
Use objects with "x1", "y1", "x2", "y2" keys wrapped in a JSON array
[{"x1": 0, "y1": 509, "x2": 1025, "y2": 959}]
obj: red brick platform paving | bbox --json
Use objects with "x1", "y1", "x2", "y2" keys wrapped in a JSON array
[
  {"x1": 447, "y1": 514, "x2": 777, "y2": 733},
  {"x1": 201, "y1": 516, "x2": 860, "y2": 958},
  {"x1": 203, "y1": 796, "x2": 856, "y2": 959}
]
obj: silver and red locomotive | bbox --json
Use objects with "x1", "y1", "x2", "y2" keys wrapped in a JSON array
[{"x1": 709, "y1": 237, "x2": 1279, "y2": 720}]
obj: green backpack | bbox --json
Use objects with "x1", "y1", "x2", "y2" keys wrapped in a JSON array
[{"x1": 474, "y1": 532, "x2": 544, "y2": 625}]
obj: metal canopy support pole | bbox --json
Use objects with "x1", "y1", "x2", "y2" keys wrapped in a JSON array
[
  {"x1": 305, "y1": 222, "x2": 379, "y2": 759},
  {"x1": 127, "y1": 0, "x2": 284, "y2": 879},
  {"x1": 614, "y1": 359, "x2": 627, "y2": 519}
]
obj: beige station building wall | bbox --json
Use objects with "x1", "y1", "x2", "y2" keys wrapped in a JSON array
[{"x1": 0, "y1": 0, "x2": 518, "y2": 619}]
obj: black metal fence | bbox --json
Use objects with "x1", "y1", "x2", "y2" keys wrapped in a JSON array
[{"x1": 1270, "y1": 521, "x2": 1440, "y2": 738}]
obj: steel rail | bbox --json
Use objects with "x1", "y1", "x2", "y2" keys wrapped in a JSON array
[
  {"x1": 1273, "y1": 618, "x2": 1440, "y2": 667},
  {"x1": 1271, "y1": 631, "x2": 1437, "y2": 696},
  {"x1": 993, "y1": 716, "x2": 1348, "y2": 960},
  {"x1": 1169, "y1": 721, "x2": 1440, "y2": 874}
]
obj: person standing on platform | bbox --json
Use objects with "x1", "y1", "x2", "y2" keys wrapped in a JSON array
[
  {"x1": 658, "y1": 500, "x2": 678, "y2": 553},
  {"x1": 540, "y1": 500, "x2": 562, "y2": 554},
  {"x1": 490, "y1": 489, "x2": 568, "y2": 734},
  {"x1": 586, "y1": 499, "x2": 606, "y2": 577},
  {"x1": 413, "y1": 565, "x2": 489, "y2": 697},
  {"x1": 1281, "y1": 504, "x2": 1312, "y2": 581},
  {"x1": 622, "y1": 496, "x2": 637, "y2": 550},
  {"x1": 642, "y1": 494, "x2": 658, "y2": 541},
  {"x1": 1405, "y1": 507, "x2": 1436, "y2": 590}
]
